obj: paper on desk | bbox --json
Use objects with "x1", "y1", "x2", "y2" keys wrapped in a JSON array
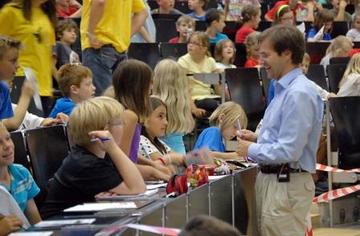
[
  {"x1": 9, "y1": 232, "x2": 53, "y2": 236},
  {"x1": 96, "y1": 189, "x2": 159, "y2": 200},
  {"x1": 35, "y1": 218, "x2": 96, "y2": 228},
  {"x1": 146, "y1": 183, "x2": 167, "y2": 190},
  {"x1": 64, "y1": 202, "x2": 137, "y2": 212}
]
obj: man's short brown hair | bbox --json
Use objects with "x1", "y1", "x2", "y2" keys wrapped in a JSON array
[
  {"x1": 57, "y1": 64, "x2": 92, "y2": 97},
  {"x1": 259, "y1": 25, "x2": 305, "y2": 65}
]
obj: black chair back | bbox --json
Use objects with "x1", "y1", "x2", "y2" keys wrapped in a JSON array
[
  {"x1": 160, "y1": 43, "x2": 187, "y2": 60},
  {"x1": 306, "y1": 41, "x2": 330, "y2": 64},
  {"x1": 234, "y1": 43, "x2": 247, "y2": 67},
  {"x1": 329, "y1": 57, "x2": 350, "y2": 65},
  {"x1": 225, "y1": 68, "x2": 265, "y2": 131},
  {"x1": 153, "y1": 18, "x2": 178, "y2": 42},
  {"x1": 329, "y1": 96, "x2": 360, "y2": 169},
  {"x1": 128, "y1": 43, "x2": 161, "y2": 69},
  {"x1": 10, "y1": 131, "x2": 31, "y2": 170},
  {"x1": 25, "y1": 125, "x2": 70, "y2": 191},
  {"x1": 326, "y1": 64, "x2": 347, "y2": 93},
  {"x1": 307, "y1": 64, "x2": 328, "y2": 90},
  {"x1": 331, "y1": 21, "x2": 350, "y2": 39}
]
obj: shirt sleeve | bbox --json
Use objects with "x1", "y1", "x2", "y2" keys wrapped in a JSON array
[
  {"x1": 132, "y1": 0, "x2": 145, "y2": 13},
  {"x1": 194, "y1": 128, "x2": 224, "y2": 152},
  {"x1": 17, "y1": 165, "x2": 40, "y2": 200},
  {"x1": 0, "y1": 83, "x2": 14, "y2": 119},
  {"x1": 248, "y1": 90, "x2": 319, "y2": 164}
]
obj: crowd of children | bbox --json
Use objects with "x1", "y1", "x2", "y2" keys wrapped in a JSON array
[{"x1": 2, "y1": 0, "x2": 360, "y2": 234}]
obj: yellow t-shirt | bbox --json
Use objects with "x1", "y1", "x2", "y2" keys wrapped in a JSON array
[
  {"x1": 0, "y1": 4, "x2": 55, "y2": 96},
  {"x1": 178, "y1": 53, "x2": 220, "y2": 101},
  {"x1": 81, "y1": 0, "x2": 145, "y2": 53}
]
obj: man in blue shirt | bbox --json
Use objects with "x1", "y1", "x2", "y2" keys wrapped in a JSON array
[{"x1": 237, "y1": 25, "x2": 323, "y2": 236}]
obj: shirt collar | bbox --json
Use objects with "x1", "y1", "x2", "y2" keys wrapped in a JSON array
[{"x1": 274, "y1": 67, "x2": 302, "y2": 92}]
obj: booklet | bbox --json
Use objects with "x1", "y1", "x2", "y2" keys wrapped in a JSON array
[
  {"x1": 34, "y1": 218, "x2": 96, "y2": 228},
  {"x1": 64, "y1": 202, "x2": 137, "y2": 213}
]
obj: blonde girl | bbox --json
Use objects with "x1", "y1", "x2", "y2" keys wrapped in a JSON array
[
  {"x1": 320, "y1": 36, "x2": 353, "y2": 68},
  {"x1": 337, "y1": 53, "x2": 360, "y2": 96},
  {"x1": 139, "y1": 96, "x2": 185, "y2": 174},
  {"x1": 214, "y1": 39, "x2": 236, "y2": 70},
  {"x1": 194, "y1": 102, "x2": 248, "y2": 160},
  {"x1": 153, "y1": 59, "x2": 195, "y2": 154},
  {"x1": 346, "y1": 13, "x2": 360, "y2": 42},
  {"x1": 178, "y1": 31, "x2": 222, "y2": 118},
  {"x1": 235, "y1": 5, "x2": 261, "y2": 44}
]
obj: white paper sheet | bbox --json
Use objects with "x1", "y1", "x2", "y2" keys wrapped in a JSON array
[
  {"x1": 64, "y1": 202, "x2": 137, "y2": 212},
  {"x1": 9, "y1": 232, "x2": 53, "y2": 236},
  {"x1": 35, "y1": 218, "x2": 95, "y2": 228}
]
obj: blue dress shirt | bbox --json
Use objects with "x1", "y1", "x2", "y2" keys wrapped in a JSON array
[{"x1": 248, "y1": 68, "x2": 323, "y2": 173}]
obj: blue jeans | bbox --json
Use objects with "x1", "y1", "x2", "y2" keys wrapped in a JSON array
[{"x1": 82, "y1": 46, "x2": 127, "y2": 96}]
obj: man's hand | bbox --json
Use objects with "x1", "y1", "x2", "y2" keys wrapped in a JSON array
[
  {"x1": 236, "y1": 138, "x2": 253, "y2": 157},
  {"x1": 88, "y1": 32, "x2": 103, "y2": 49}
]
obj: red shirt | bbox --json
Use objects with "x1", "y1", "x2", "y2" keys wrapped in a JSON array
[
  {"x1": 265, "y1": 0, "x2": 303, "y2": 21},
  {"x1": 56, "y1": 5, "x2": 79, "y2": 18},
  {"x1": 168, "y1": 37, "x2": 179, "y2": 44},
  {"x1": 235, "y1": 26, "x2": 255, "y2": 44},
  {"x1": 244, "y1": 57, "x2": 259, "y2": 68}
]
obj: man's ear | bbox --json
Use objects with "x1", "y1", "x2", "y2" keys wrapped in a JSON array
[{"x1": 282, "y1": 49, "x2": 292, "y2": 61}]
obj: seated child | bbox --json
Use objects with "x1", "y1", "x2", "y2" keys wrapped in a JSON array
[
  {"x1": 320, "y1": 35, "x2": 353, "y2": 69},
  {"x1": 152, "y1": 59, "x2": 195, "y2": 155},
  {"x1": 337, "y1": 53, "x2": 360, "y2": 96},
  {"x1": 151, "y1": 0, "x2": 183, "y2": 14},
  {"x1": 54, "y1": 19, "x2": 80, "y2": 70},
  {"x1": 139, "y1": 96, "x2": 185, "y2": 174},
  {"x1": 194, "y1": 101, "x2": 248, "y2": 160},
  {"x1": 41, "y1": 96, "x2": 146, "y2": 218},
  {"x1": 49, "y1": 64, "x2": 95, "y2": 118},
  {"x1": 0, "y1": 36, "x2": 20, "y2": 120},
  {"x1": 235, "y1": 5, "x2": 261, "y2": 44},
  {"x1": 346, "y1": 13, "x2": 360, "y2": 42},
  {"x1": 178, "y1": 31, "x2": 222, "y2": 118},
  {"x1": 169, "y1": 15, "x2": 195, "y2": 44},
  {"x1": 244, "y1": 31, "x2": 260, "y2": 68},
  {"x1": 187, "y1": 0, "x2": 208, "y2": 21},
  {"x1": 214, "y1": 39, "x2": 236, "y2": 69},
  {"x1": 0, "y1": 122, "x2": 42, "y2": 224},
  {"x1": 307, "y1": 9, "x2": 334, "y2": 41},
  {"x1": 205, "y1": 9, "x2": 228, "y2": 44}
]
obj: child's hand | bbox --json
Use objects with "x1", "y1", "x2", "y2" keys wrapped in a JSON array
[
  {"x1": 237, "y1": 129, "x2": 257, "y2": 142},
  {"x1": 192, "y1": 107, "x2": 206, "y2": 118},
  {"x1": 88, "y1": 130, "x2": 117, "y2": 153},
  {"x1": 0, "y1": 215, "x2": 23, "y2": 234}
]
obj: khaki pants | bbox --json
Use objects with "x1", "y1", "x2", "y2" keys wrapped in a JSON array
[{"x1": 255, "y1": 172, "x2": 315, "y2": 236}]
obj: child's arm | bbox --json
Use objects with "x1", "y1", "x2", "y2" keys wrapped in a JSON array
[
  {"x1": 119, "y1": 110, "x2": 138, "y2": 156},
  {"x1": 3, "y1": 81, "x2": 34, "y2": 130},
  {"x1": 137, "y1": 155, "x2": 172, "y2": 176},
  {"x1": 137, "y1": 26, "x2": 155, "y2": 43},
  {"x1": 24, "y1": 199, "x2": 41, "y2": 224},
  {"x1": 191, "y1": 100, "x2": 206, "y2": 118},
  {"x1": 136, "y1": 164, "x2": 171, "y2": 181},
  {"x1": 90, "y1": 130, "x2": 146, "y2": 194}
]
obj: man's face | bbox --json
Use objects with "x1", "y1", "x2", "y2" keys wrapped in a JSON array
[{"x1": 259, "y1": 38, "x2": 291, "y2": 80}]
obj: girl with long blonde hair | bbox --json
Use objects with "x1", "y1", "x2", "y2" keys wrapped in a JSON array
[
  {"x1": 337, "y1": 53, "x2": 360, "y2": 96},
  {"x1": 153, "y1": 59, "x2": 195, "y2": 154}
]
